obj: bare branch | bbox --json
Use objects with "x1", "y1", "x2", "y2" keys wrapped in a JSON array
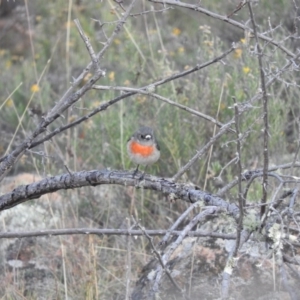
[
  {"x1": 0, "y1": 46, "x2": 235, "y2": 158},
  {"x1": 0, "y1": 228, "x2": 236, "y2": 240},
  {"x1": 93, "y1": 85, "x2": 232, "y2": 131},
  {"x1": 247, "y1": 1, "x2": 269, "y2": 217},
  {"x1": 0, "y1": 169, "x2": 240, "y2": 220},
  {"x1": 47, "y1": 0, "x2": 138, "y2": 119},
  {"x1": 149, "y1": 207, "x2": 223, "y2": 299},
  {"x1": 227, "y1": 0, "x2": 246, "y2": 18},
  {"x1": 134, "y1": 218, "x2": 184, "y2": 295},
  {"x1": 0, "y1": 0, "x2": 138, "y2": 182},
  {"x1": 147, "y1": 0, "x2": 297, "y2": 58},
  {"x1": 233, "y1": 98, "x2": 244, "y2": 256},
  {"x1": 217, "y1": 162, "x2": 300, "y2": 197},
  {"x1": 173, "y1": 121, "x2": 234, "y2": 181},
  {"x1": 159, "y1": 200, "x2": 205, "y2": 247},
  {"x1": 172, "y1": 50, "x2": 300, "y2": 182},
  {"x1": 74, "y1": 19, "x2": 100, "y2": 70},
  {"x1": 130, "y1": 6, "x2": 172, "y2": 17},
  {"x1": 125, "y1": 218, "x2": 132, "y2": 300}
]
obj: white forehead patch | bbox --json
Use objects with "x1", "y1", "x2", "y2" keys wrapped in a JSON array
[{"x1": 145, "y1": 134, "x2": 152, "y2": 140}]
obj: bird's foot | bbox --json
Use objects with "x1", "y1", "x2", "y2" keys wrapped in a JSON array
[
  {"x1": 132, "y1": 169, "x2": 139, "y2": 178},
  {"x1": 138, "y1": 172, "x2": 146, "y2": 180}
]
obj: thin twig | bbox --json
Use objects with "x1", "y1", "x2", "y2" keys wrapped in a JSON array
[
  {"x1": 125, "y1": 218, "x2": 132, "y2": 300},
  {"x1": 172, "y1": 51, "x2": 300, "y2": 182},
  {"x1": 93, "y1": 85, "x2": 232, "y2": 131},
  {"x1": 233, "y1": 98, "x2": 244, "y2": 256},
  {"x1": 130, "y1": 6, "x2": 172, "y2": 17},
  {"x1": 290, "y1": 117, "x2": 300, "y2": 174},
  {"x1": 217, "y1": 161, "x2": 300, "y2": 197},
  {"x1": 241, "y1": 173, "x2": 257, "y2": 201},
  {"x1": 172, "y1": 121, "x2": 235, "y2": 181},
  {"x1": 0, "y1": 46, "x2": 236, "y2": 160},
  {"x1": 74, "y1": 19, "x2": 100, "y2": 70},
  {"x1": 147, "y1": 0, "x2": 297, "y2": 58},
  {"x1": 214, "y1": 156, "x2": 239, "y2": 183},
  {"x1": 134, "y1": 218, "x2": 184, "y2": 295},
  {"x1": 0, "y1": 228, "x2": 236, "y2": 240},
  {"x1": 149, "y1": 207, "x2": 222, "y2": 299},
  {"x1": 260, "y1": 182, "x2": 284, "y2": 233},
  {"x1": 0, "y1": 0, "x2": 138, "y2": 181},
  {"x1": 247, "y1": 1, "x2": 269, "y2": 217},
  {"x1": 227, "y1": 0, "x2": 246, "y2": 18},
  {"x1": 159, "y1": 200, "x2": 205, "y2": 247},
  {"x1": 47, "y1": 0, "x2": 138, "y2": 119}
]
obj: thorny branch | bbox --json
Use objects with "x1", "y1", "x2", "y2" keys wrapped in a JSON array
[
  {"x1": 92, "y1": 85, "x2": 231, "y2": 130},
  {"x1": 159, "y1": 200, "x2": 206, "y2": 246},
  {"x1": 233, "y1": 98, "x2": 244, "y2": 256},
  {"x1": 172, "y1": 52, "x2": 300, "y2": 182},
  {"x1": 247, "y1": 1, "x2": 269, "y2": 218},
  {"x1": 0, "y1": 0, "x2": 138, "y2": 182},
  {"x1": 0, "y1": 46, "x2": 235, "y2": 159},
  {"x1": 134, "y1": 218, "x2": 184, "y2": 295},
  {"x1": 0, "y1": 228, "x2": 236, "y2": 240},
  {"x1": 147, "y1": 0, "x2": 298, "y2": 59},
  {"x1": 172, "y1": 121, "x2": 235, "y2": 181},
  {"x1": 149, "y1": 207, "x2": 223, "y2": 299},
  {"x1": 217, "y1": 161, "x2": 300, "y2": 197},
  {"x1": 0, "y1": 169, "x2": 240, "y2": 218}
]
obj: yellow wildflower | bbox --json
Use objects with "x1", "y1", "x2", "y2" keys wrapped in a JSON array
[
  {"x1": 243, "y1": 67, "x2": 251, "y2": 74},
  {"x1": 220, "y1": 103, "x2": 226, "y2": 110},
  {"x1": 35, "y1": 15, "x2": 42, "y2": 23},
  {"x1": 178, "y1": 47, "x2": 185, "y2": 54},
  {"x1": 124, "y1": 80, "x2": 131, "y2": 86},
  {"x1": 108, "y1": 72, "x2": 115, "y2": 81},
  {"x1": 5, "y1": 60, "x2": 12, "y2": 69},
  {"x1": 172, "y1": 27, "x2": 181, "y2": 36},
  {"x1": 31, "y1": 84, "x2": 40, "y2": 93},
  {"x1": 5, "y1": 99, "x2": 13, "y2": 108},
  {"x1": 233, "y1": 48, "x2": 242, "y2": 59}
]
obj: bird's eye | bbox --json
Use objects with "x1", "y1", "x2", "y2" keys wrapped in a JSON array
[{"x1": 141, "y1": 134, "x2": 151, "y2": 140}]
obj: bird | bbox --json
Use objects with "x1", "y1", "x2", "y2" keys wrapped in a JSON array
[{"x1": 127, "y1": 126, "x2": 160, "y2": 178}]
